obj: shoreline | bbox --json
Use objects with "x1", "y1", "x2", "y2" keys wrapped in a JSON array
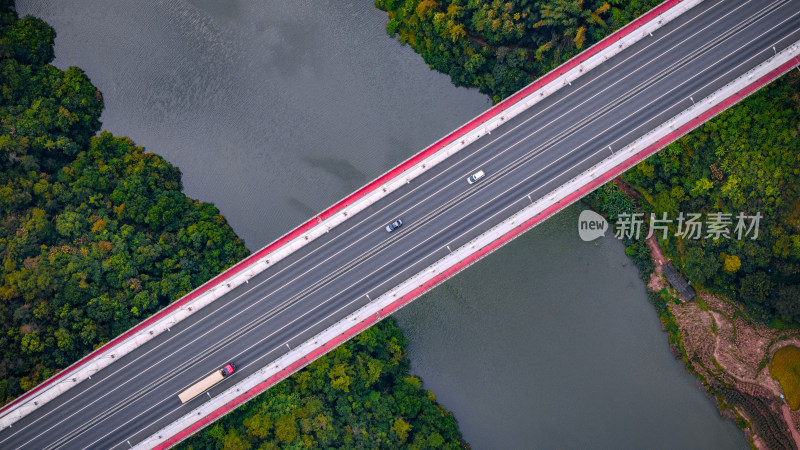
[{"x1": 616, "y1": 179, "x2": 800, "y2": 449}]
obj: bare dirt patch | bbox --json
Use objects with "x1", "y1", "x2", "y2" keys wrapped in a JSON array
[
  {"x1": 646, "y1": 235, "x2": 667, "y2": 292},
  {"x1": 646, "y1": 238, "x2": 800, "y2": 449}
]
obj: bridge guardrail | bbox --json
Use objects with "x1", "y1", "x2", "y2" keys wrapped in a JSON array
[
  {"x1": 0, "y1": 0, "x2": 703, "y2": 438},
  {"x1": 141, "y1": 36, "x2": 800, "y2": 449}
]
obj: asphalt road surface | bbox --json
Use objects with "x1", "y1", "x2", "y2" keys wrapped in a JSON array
[{"x1": 2, "y1": 0, "x2": 799, "y2": 447}]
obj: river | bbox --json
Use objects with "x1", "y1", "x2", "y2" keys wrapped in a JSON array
[{"x1": 16, "y1": 0, "x2": 747, "y2": 448}]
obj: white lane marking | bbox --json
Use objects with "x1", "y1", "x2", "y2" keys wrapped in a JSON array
[
  {"x1": 54, "y1": 17, "x2": 800, "y2": 450},
  {"x1": 7, "y1": 1, "x2": 723, "y2": 439},
  {"x1": 601, "y1": 23, "x2": 800, "y2": 151},
  {"x1": 102, "y1": 21, "x2": 800, "y2": 450},
  {"x1": 21, "y1": 3, "x2": 788, "y2": 446},
  {"x1": 12, "y1": 1, "x2": 787, "y2": 446},
  {"x1": 686, "y1": 27, "x2": 800, "y2": 99}
]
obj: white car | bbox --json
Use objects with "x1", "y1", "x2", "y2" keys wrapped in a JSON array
[{"x1": 467, "y1": 170, "x2": 485, "y2": 184}]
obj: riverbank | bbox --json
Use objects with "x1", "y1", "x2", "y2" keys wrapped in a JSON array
[
  {"x1": 371, "y1": 1, "x2": 800, "y2": 445},
  {"x1": 0, "y1": 3, "x2": 470, "y2": 447},
  {"x1": 13, "y1": 0, "x2": 763, "y2": 446},
  {"x1": 621, "y1": 183, "x2": 800, "y2": 449}
]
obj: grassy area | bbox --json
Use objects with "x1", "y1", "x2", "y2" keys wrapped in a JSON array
[{"x1": 770, "y1": 346, "x2": 800, "y2": 410}]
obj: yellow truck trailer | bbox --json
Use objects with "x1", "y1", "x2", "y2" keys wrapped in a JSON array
[{"x1": 178, "y1": 363, "x2": 236, "y2": 403}]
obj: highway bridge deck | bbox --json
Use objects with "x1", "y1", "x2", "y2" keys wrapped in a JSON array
[{"x1": 2, "y1": 0, "x2": 799, "y2": 447}]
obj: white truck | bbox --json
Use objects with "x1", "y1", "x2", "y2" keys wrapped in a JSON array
[{"x1": 178, "y1": 363, "x2": 236, "y2": 403}]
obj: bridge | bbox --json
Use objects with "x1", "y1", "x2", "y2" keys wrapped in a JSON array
[{"x1": 2, "y1": 0, "x2": 800, "y2": 447}]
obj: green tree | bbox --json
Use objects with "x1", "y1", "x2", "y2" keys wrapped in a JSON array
[
  {"x1": 722, "y1": 253, "x2": 741, "y2": 274},
  {"x1": 243, "y1": 413, "x2": 273, "y2": 439},
  {"x1": 0, "y1": 15, "x2": 55, "y2": 65},
  {"x1": 391, "y1": 417, "x2": 412, "y2": 442},
  {"x1": 179, "y1": 319, "x2": 466, "y2": 449},
  {"x1": 740, "y1": 272, "x2": 773, "y2": 304},
  {"x1": 683, "y1": 245, "x2": 720, "y2": 285},
  {"x1": 0, "y1": 3, "x2": 249, "y2": 404}
]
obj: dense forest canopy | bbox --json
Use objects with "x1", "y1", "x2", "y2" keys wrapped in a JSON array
[
  {"x1": 4, "y1": 0, "x2": 798, "y2": 444},
  {"x1": 623, "y1": 73, "x2": 800, "y2": 324},
  {"x1": 0, "y1": 1, "x2": 250, "y2": 402},
  {"x1": 0, "y1": 3, "x2": 467, "y2": 448},
  {"x1": 179, "y1": 319, "x2": 466, "y2": 449},
  {"x1": 377, "y1": 0, "x2": 800, "y2": 325},
  {"x1": 376, "y1": 0, "x2": 663, "y2": 102}
]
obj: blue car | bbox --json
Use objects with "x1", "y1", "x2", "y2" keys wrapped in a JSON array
[{"x1": 385, "y1": 218, "x2": 403, "y2": 233}]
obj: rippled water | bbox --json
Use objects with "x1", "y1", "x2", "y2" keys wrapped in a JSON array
[
  {"x1": 17, "y1": 0, "x2": 747, "y2": 447},
  {"x1": 395, "y1": 206, "x2": 746, "y2": 449},
  {"x1": 18, "y1": 0, "x2": 489, "y2": 247}
]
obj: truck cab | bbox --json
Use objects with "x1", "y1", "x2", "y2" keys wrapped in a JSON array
[{"x1": 221, "y1": 363, "x2": 236, "y2": 376}]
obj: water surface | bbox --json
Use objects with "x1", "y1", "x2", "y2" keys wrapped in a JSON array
[
  {"x1": 395, "y1": 206, "x2": 745, "y2": 449},
  {"x1": 17, "y1": 1, "x2": 746, "y2": 447},
  {"x1": 19, "y1": 0, "x2": 489, "y2": 247}
]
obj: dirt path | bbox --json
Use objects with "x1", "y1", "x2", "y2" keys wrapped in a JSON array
[
  {"x1": 612, "y1": 178, "x2": 641, "y2": 202},
  {"x1": 707, "y1": 308, "x2": 800, "y2": 448},
  {"x1": 646, "y1": 235, "x2": 667, "y2": 292},
  {"x1": 784, "y1": 405, "x2": 800, "y2": 446},
  {"x1": 645, "y1": 234, "x2": 800, "y2": 448}
]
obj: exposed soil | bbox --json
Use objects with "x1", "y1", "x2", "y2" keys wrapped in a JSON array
[
  {"x1": 646, "y1": 237, "x2": 800, "y2": 449},
  {"x1": 612, "y1": 178, "x2": 642, "y2": 202},
  {"x1": 646, "y1": 234, "x2": 667, "y2": 292}
]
